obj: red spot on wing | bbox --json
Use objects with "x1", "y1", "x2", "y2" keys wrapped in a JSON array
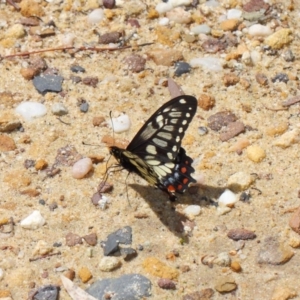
[
  {"x1": 168, "y1": 185, "x2": 176, "y2": 192},
  {"x1": 177, "y1": 184, "x2": 183, "y2": 190},
  {"x1": 181, "y1": 167, "x2": 187, "y2": 173},
  {"x1": 183, "y1": 178, "x2": 189, "y2": 184}
]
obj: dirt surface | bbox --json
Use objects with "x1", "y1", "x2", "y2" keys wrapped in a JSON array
[{"x1": 1, "y1": 0, "x2": 300, "y2": 299}]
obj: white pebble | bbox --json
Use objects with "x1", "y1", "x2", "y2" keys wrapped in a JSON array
[
  {"x1": 15, "y1": 102, "x2": 47, "y2": 121},
  {"x1": 248, "y1": 24, "x2": 273, "y2": 37},
  {"x1": 99, "y1": 195, "x2": 110, "y2": 210},
  {"x1": 250, "y1": 50, "x2": 262, "y2": 65},
  {"x1": 191, "y1": 24, "x2": 211, "y2": 35},
  {"x1": 166, "y1": 7, "x2": 191, "y2": 24},
  {"x1": 51, "y1": 103, "x2": 68, "y2": 116},
  {"x1": 228, "y1": 172, "x2": 254, "y2": 191},
  {"x1": 72, "y1": 158, "x2": 93, "y2": 179},
  {"x1": 60, "y1": 33, "x2": 75, "y2": 46},
  {"x1": 155, "y1": 2, "x2": 173, "y2": 14},
  {"x1": 0, "y1": 268, "x2": 4, "y2": 280},
  {"x1": 170, "y1": 0, "x2": 192, "y2": 7},
  {"x1": 20, "y1": 210, "x2": 45, "y2": 230},
  {"x1": 218, "y1": 189, "x2": 237, "y2": 207},
  {"x1": 158, "y1": 17, "x2": 170, "y2": 26},
  {"x1": 87, "y1": 8, "x2": 104, "y2": 24},
  {"x1": 214, "y1": 252, "x2": 231, "y2": 267},
  {"x1": 190, "y1": 57, "x2": 223, "y2": 71},
  {"x1": 184, "y1": 205, "x2": 201, "y2": 217},
  {"x1": 227, "y1": 9, "x2": 242, "y2": 19},
  {"x1": 242, "y1": 51, "x2": 252, "y2": 65},
  {"x1": 99, "y1": 257, "x2": 121, "y2": 271},
  {"x1": 110, "y1": 114, "x2": 131, "y2": 133},
  {"x1": 205, "y1": 0, "x2": 219, "y2": 7}
]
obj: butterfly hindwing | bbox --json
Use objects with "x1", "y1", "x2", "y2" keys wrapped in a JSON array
[{"x1": 109, "y1": 95, "x2": 197, "y2": 200}]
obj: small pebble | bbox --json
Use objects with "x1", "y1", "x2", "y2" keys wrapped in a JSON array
[
  {"x1": 174, "y1": 61, "x2": 191, "y2": 77},
  {"x1": 223, "y1": 73, "x2": 240, "y2": 86},
  {"x1": 273, "y1": 129, "x2": 300, "y2": 148},
  {"x1": 33, "y1": 74, "x2": 63, "y2": 94},
  {"x1": 289, "y1": 207, "x2": 300, "y2": 234},
  {"x1": 227, "y1": 171, "x2": 255, "y2": 191},
  {"x1": 248, "y1": 24, "x2": 272, "y2": 37},
  {"x1": 82, "y1": 233, "x2": 98, "y2": 246},
  {"x1": 264, "y1": 29, "x2": 293, "y2": 50},
  {"x1": 190, "y1": 24, "x2": 211, "y2": 34},
  {"x1": 32, "y1": 285, "x2": 59, "y2": 300},
  {"x1": 282, "y1": 49, "x2": 295, "y2": 62},
  {"x1": 158, "y1": 17, "x2": 169, "y2": 26},
  {"x1": 24, "y1": 159, "x2": 35, "y2": 169},
  {"x1": 15, "y1": 102, "x2": 47, "y2": 121},
  {"x1": 0, "y1": 135, "x2": 16, "y2": 151},
  {"x1": 99, "y1": 32, "x2": 121, "y2": 44},
  {"x1": 157, "y1": 278, "x2": 176, "y2": 290},
  {"x1": 32, "y1": 240, "x2": 53, "y2": 256},
  {"x1": 78, "y1": 266, "x2": 92, "y2": 283},
  {"x1": 215, "y1": 276, "x2": 237, "y2": 293},
  {"x1": 207, "y1": 111, "x2": 237, "y2": 131},
  {"x1": 65, "y1": 232, "x2": 83, "y2": 247},
  {"x1": 82, "y1": 76, "x2": 98, "y2": 87},
  {"x1": 70, "y1": 65, "x2": 85, "y2": 73},
  {"x1": 220, "y1": 121, "x2": 245, "y2": 141},
  {"x1": 255, "y1": 73, "x2": 268, "y2": 86},
  {"x1": 230, "y1": 261, "x2": 242, "y2": 272},
  {"x1": 227, "y1": 9, "x2": 242, "y2": 19},
  {"x1": 227, "y1": 228, "x2": 256, "y2": 241},
  {"x1": 72, "y1": 158, "x2": 93, "y2": 179},
  {"x1": 124, "y1": 54, "x2": 146, "y2": 73},
  {"x1": 87, "y1": 9, "x2": 104, "y2": 24},
  {"x1": 183, "y1": 205, "x2": 201, "y2": 217},
  {"x1": 214, "y1": 252, "x2": 231, "y2": 267},
  {"x1": 20, "y1": 210, "x2": 45, "y2": 230},
  {"x1": 190, "y1": 57, "x2": 223, "y2": 71},
  {"x1": 120, "y1": 247, "x2": 138, "y2": 261},
  {"x1": 166, "y1": 7, "x2": 191, "y2": 24},
  {"x1": 51, "y1": 103, "x2": 68, "y2": 116},
  {"x1": 155, "y1": 2, "x2": 173, "y2": 14},
  {"x1": 79, "y1": 102, "x2": 89, "y2": 113},
  {"x1": 110, "y1": 114, "x2": 131, "y2": 133},
  {"x1": 246, "y1": 145, "x2": 266, "y2": 162},
  {"x1": 49, "y1": 202, "x2": 58, "y2": 211},
  {"x1": 39, "y1": 199, "x2": 46, "y2": 205},
  {"x1": 103, "y1": 0, "x2": 115, "y2": 9},
  {"x1": 35, "y1": 159, "x2": 48, "y2": 170},
  {"x1": 198, "y1": 126, "x2": 208, "y2": 136},
  {"x1": 99, "y1": 257, "x2": 121, "y2": 271},
  {"x1": 271, "y1": 73, "x2": 289, "y2": 83},
  {"x1": 218, "y1": 189, "x2": 237, "y2": 207},
  {"x1": 220, "y1": 19, "x2": 239, "y2": 31}
]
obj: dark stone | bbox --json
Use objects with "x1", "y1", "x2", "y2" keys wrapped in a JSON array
[
  {"x1": 157, "y1": 278, "x2": 176, "y2": 290},
  {"x1": 33, "y1": 74, "x2": 63, "y2": 94},
  {"x1": 174, "y1": 61, "x2": 191, "y2": 77},
  {"x1": 103, "y1": 235, "x2": 120, "y2": 256},
  {"x1": 124, "y1": 54, "x2": 146, "y2": 73},
  {"x1": 24, "y1": 159, "x2": 35, "y2": 169},
  {"x1": 99, "y1": 32, "x2": 122, "y2": 44},
  {"x1": 49, "y1": 202, "x2": 58, "y2": 211},
  {"x1": 271, "y1": 73, "x2": 289, "y2": 83},
  {"x1": 70, "y1": 75, "x2": 82, "y2": 83},
  {"x1": 86, "y1": 274, "x2": 151, "y2": 300},
  {"x1": 33, "y1": 285, "x2": 59, "y2": 300},
  {"x1": 80, "y1": 102, "x2": 89, "y2": 113},
  {"x1": 53, "y1": 242, "x2": 62, "y2": 247},
  {"x1": 39, "y1": 199, "x2": 46, "y2": 205},
  {"x1": 70, "y1": 65, "x2": 85, "y2": 73},
  {"x1": 110, "y1": 226, "x2": 132, "y2": 244},
  {"x1": 120, "y1": 247, "x2": 137, "y2": 261},
  {"x1": 103, "y1": 0, "x2": 115, "y2": 9}
]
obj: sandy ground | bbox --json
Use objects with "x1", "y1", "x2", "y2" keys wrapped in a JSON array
[{"x1": 1, "y1": 0, "x2": 300, "y2": 299}]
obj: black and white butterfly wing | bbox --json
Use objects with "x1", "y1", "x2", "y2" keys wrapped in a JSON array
[{"x1": 125, "y1": 95, "x2": 197, "y2": 199}]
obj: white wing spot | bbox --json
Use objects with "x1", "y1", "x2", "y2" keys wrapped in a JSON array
[
  {"x1": 153, "y1": 138, "x2": 168, "y2": 147},
  {"x1": 172, "y1": 145, "x2": 177, "y2": 152},
  {"x1": 171, "y1": 119, "x2": 179, "y2": 124},
  {"x1": 170, "y1": 112, "x2": 182, "y2": 117},
  {"x1": 146, "y1": 145, "x2": 157, "y2": 155},
  {"x1": 186, "y1": 113, "x2": 190, "y2": 117},
  {"x1": 164, "y1": 125, "x2": 174, "y2": 132},
  {"x1": 153, "y1": 166, "x2": 167, "y2": 177},
  {"x1": 163, "y1": 107, "x2": 171, "y2": 113},
  {"x1": 157, "y1": 131, "x2": 172, "y2": 140},
  {"x1": 156, "y1": 115, "x2": 163, "y2": 123},
  {"x1": 179, "y1": 99, "x2": 187, "y2": 104},
  {"x1": 179, "y1": 127, "x2": 183, "y2": 133},
  {"x1": 165, "y1": 162, "x2": 175, "y2": 169},
  {"x1": 146, "y1": 159, "x2": 161, "y2": 166},
  {"x1": 159, "y1": 165, "x2": 172, "y2": 174},
  {"x1": 182, "y1": 120, "x2": 187, "y2": 125},
  {"x1": 176, "y1": 136, "x2": 180, "y2": 142},
  {"x1": 167, "y1": 152, "x2": 173, "y2": 159}
]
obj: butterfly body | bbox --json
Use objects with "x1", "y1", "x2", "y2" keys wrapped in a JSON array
[{"x1": 109, "y1": 95, "x2": 197, "y2": 201}]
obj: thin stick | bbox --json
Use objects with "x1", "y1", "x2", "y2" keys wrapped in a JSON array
[
  {"x1": 29, "y1": 251, "x2": 61, "y2": 262},
  {"x1": 1, "y1": 43, "x2": 153, "y2": 60}
]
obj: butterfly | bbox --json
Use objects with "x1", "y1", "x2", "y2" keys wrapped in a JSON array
[{"x1": 109, "y1": 95, "x2": 197, "y2": 201}]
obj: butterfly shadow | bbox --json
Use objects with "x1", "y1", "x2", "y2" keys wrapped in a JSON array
[{"x1": 129, "y1": 183, "x2": 227, "y2": 240}]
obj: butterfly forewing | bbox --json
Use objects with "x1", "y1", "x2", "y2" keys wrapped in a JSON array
[{"x1": 127, "y1": 95, "x2": 197, "y2": 164}]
